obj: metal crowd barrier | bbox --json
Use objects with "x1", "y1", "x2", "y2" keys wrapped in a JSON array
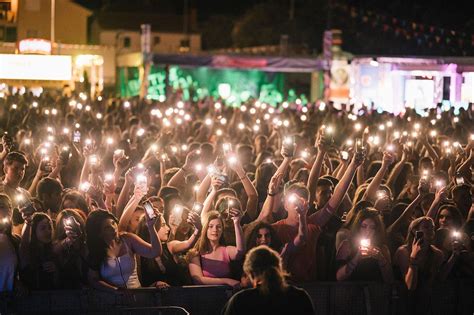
[{"x1": 0, "y1": 281, "x2": 472, "y2": 314}]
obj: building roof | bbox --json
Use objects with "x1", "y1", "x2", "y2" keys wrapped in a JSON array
[{"x1": 70, "y1": 1, "x2": 93, "y2": 16}]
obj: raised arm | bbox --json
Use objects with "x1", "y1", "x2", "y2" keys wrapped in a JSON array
[
  {"x1": 307, "y1": 135, "x2": 328, "y2": 205},
  {"x1": 125, "y1": 213, "x2": 162, "y2": 258},
  {"x1": 227, "y1": 152, "x2": 259, "y2": 220},
  {"x1": 115, "y1": 167, "x2": 136, "y2": 218},
  {"x1": 255, "y1": 172, "x2": 283, "y2": 224},
  {"x1": 168, "y1": 150, "x2": 200, "y2": 189},
  {"x1": 362, "y1": 151, "x2": 395, "y2": 202},
  {"x1": 426, "y1": 186, "x2": 447, "y2": 220},
  {"x1": 118, "y1": 185, "x2": 147, "y2": 232},
  {"x1": 310, "y1": 149, "x2": 365, "y2": 227},
  {"x1": 168, "y1": 211, "x2": 202, "y2": 254},
  {"x1": 419, "y1": 135, "x2": 440, "y2": 165},
  {"x1": 386, "y1": 146, "x2": 409, "y2": 192},
  {"x1": 226, "y1": 207, "x2": 245, "y2": 260},
  {"x1": 200, "y1": 176, "x2": 223, "y2": 225},
  {"x1": 387, "y1": 192, "x2": 423, "y2": 235}
]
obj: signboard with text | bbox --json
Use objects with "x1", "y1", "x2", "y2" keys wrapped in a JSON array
[{"x1": 0, "y1": 54, "x2": 71, "y2": 81}]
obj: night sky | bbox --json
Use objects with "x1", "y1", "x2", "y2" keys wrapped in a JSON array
[
  {"x1": 76, "y1": 0, "x2": 472, "y2": 29},
  {"x1": 77, "y1": 0, "x2": 473, "y2": 55}
]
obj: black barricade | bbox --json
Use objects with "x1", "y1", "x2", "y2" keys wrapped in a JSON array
[{"x1": 1, "y1": 281, "x2": 472, "y2": 315}]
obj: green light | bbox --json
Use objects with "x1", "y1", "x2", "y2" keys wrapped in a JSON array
[
  {"x1": 117, "y1": 65, "x2": 309, "y2": 107},
  {"x1": 218, "y1": 83, "x2": 231, "y2": 99}
]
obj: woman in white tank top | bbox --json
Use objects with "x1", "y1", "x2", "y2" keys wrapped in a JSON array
[{"x1": 86, "y1": 209, "x2": 161, "y2": 291}]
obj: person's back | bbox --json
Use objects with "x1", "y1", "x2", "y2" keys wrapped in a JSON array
[
  {"x1": 222, "y1": 245, "x2": 314, "y2": 315},
  {"x1": 222, "y1": 284, "x2": 314, "y2": 315}
]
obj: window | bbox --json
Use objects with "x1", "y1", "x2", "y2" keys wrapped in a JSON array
[
  {"x1": 123, "y1": 36, "x2": 131, "y2": 48},
  {"x1": 5, "y1": 27, "x2": 16, "y2": 42},
  {"x1": 154, "y1": 36, "x2": 160, "y2": 45}
]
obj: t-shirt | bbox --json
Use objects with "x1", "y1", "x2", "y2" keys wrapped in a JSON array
[
  {"x1": 272, "y1": 219, "x2": 321, "y2": 282},
  {"x1": 0, "y1": 182, "x2": 31, "y2": 208},
  {"x1": 0, "y1": 234, "x2": 17, "y2": 292},
  {"x1": 222, "y1": 285, "x2": 314, "y2": 315}
]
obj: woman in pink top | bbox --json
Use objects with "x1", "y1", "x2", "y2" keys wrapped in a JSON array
[{"x1": 188, "y1": 210, "x2": 245, "y2": 288}]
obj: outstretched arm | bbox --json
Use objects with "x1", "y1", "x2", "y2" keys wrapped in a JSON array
[{"x1": 310, "y1": 149, "x2": 365, "y2": 227}]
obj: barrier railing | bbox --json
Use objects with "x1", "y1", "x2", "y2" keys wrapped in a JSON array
[{"x1": 1, "y1": 281, "x2": 472, "y2": 315}]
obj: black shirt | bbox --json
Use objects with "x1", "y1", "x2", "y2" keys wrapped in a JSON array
[{"x1": 222, "y1": 285, "x2": 314, "y2": 315}]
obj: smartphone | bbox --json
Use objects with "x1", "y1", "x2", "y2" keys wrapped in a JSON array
[
  {"x1": 191, "y1": 202, "x2": 203, "y2": 214},
  {"x1": 40, "y1": 158, "x2": 53, "y2": 172},
  {"x1": 322, "y1": 128, "x2": 334, "y2": 144},
  {"x1": 114, "y1": 149, "x2": 125, "y2": 159},
  {"x1": 63, "y1": 217, "x2": 80, "y2": 233},
  {"x1": 216, "y1": 173, "x2": 229, "y2": 186},
  {"x1": 415, "y1": 231, "x2": 424, "y2": 245},
  {"x1": 143, "y1": 202, "x2": 157, "y2": 219},
  {"x1": 223, "y1": 143, "x2": 232, "y2": 155},
  {"x1": 73, "y1": 130, "x2": 81, "y2": 143},
  {"x1": 20, "y1": 199, "x2": 35, "y2": 217},
  {"x1": 283, "y1": 136, "x2": 295, "y2": 156},
  {"x1": 341, "y1": 151, "x2": 349, "y2": 161},
  {"x1": 455, "y1": 173, "x2": 464, "y2": 185},
  {"x1": 355, "y1": 138, "x2": 363, "y2": 153}
]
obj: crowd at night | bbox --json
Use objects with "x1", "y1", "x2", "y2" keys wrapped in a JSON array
[{"x1": 0, "y1": 91, "x2": 472, "y2": 313}]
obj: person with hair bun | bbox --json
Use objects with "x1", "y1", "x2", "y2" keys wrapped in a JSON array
[{"x1": 222, "y1": 245, "x2": 314, "y2": 315}]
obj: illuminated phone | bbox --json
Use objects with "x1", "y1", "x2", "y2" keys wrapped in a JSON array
[
  {"x1": 355, "y1": 138, "x2": 363, "y2": 152},
  {"x1": 143, "y1": 202, "x2": 157, "y2": 219},
  {"x1": 73, "y1": 130, "x2": 81, "y2": 143},
  {"x1": 63, "y1": 217, "x2": 80, "y2": 233},
  {"x1": 191, "y1": 202, "x2": 203, "y2": 214},
  {"x1": 455, "y1": 172, "x2": 464, "y2": 185},
  {"x1": 283, "y1": 136, "x2": 295, "y2": 156}
]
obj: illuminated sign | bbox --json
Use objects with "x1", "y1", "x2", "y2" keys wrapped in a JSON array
[
  {"x1": 18, "y1": 38, "x2": 52, "y2": 55},
  {"x1": 0, "y1": 54, "x2": 72, "y2": 81}
]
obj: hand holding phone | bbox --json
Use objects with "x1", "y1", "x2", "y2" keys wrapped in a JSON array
[{"x1": 144, "y1": 201, "x2": 157, "y2": 219}]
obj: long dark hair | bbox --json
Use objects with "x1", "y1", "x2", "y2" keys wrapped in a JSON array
[
  {"x1": 435, "y1": 204, "x2": 463, "y2": 230},
  {"x1": 29, "y1": 212, "x2": 54, "y2": 267},
  {"x1": 246, "y1": 222, "x2": 281, "y2": 251},
  {"x1": 243, "y1": 245, "x2": 288, "y2": 295},
  {"x1": 61, "y1": 190, "x2": 90, "y2": 216},
  {"x1": 350, "y1": 207, "x2": 387, "y2": 248},
  {"x1": 86, "y1": 209, "x2": 118, "y2": 268}
]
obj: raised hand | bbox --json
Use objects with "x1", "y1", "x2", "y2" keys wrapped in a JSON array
[
  {"x1": 268, "y1": 172, "x2": 284, "y2": 195},
  {"x1": 229, "y1": 207, "x2": 243, "y2": 224},
  {"x1": 186, "y1": 211, "x2": 202, "y2": 231}
]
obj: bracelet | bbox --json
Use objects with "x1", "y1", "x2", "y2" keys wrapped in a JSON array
[
  {"x1": 267, "y1": 191, "x2": 277, "y2": 197},
  {"x1": 239, "y1": 175, "x2": 247, "y2": 181},
  {"x1": 181, "y1": 166, "x2": 189, "y2": 173}
]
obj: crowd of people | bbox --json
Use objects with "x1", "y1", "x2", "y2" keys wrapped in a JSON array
[{"x1": 0, "y1": 90, "x2": 473, "y2": 313}]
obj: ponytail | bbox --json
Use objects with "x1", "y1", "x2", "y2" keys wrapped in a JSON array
[
  {"x1": 244, "y1": 245, "x2": 289, "y2": 295},
  {"x1": 258, "y1": 266, "x2": 287, "y2": 295}
]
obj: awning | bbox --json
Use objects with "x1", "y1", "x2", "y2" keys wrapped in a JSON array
[{"x1": 152, "y1": 54, "x2": 324, "y2": 72}]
